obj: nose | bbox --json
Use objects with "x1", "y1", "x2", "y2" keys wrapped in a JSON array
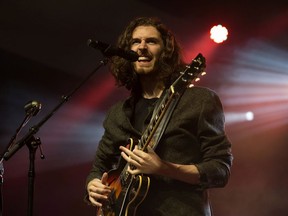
[{"x1": 138, "y1": 40, "x2": 147, "y2": 50}]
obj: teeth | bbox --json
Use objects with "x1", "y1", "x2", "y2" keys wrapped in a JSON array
[{"x1": 138, "y1": 56, "x2": 150, "y2": 61}]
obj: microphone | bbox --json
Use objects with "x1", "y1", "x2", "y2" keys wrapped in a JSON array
[
  {"x1": 87, "y1": 39, "x2": 139, "y2": 62},
  {"x1": 24, "y1": 100, "x2": 42, "y2": 116}
]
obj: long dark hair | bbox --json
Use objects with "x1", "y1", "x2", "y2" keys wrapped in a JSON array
[{"x1": 110, "y1": 17, "x2": 186, "y2": 94}]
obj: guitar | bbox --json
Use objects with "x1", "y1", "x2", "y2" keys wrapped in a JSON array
[{"x1": 97, "y1": 53, "x2": 206, "y2": 216}]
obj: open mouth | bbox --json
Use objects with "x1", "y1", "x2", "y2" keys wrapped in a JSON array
[{"x1": 138, "y1": 56, "x2": 152, "y2": 62}]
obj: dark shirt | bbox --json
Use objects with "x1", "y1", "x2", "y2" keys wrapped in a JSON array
[
  {"x1": 86, "y1": 86, "x2": 233, "y2": 216},
  {"x1": 132, "y1": 97, "x2": 158, "y2": 132}
]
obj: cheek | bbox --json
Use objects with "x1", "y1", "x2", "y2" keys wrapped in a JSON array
[
  {"x1": 132, "y1": 62, "x2": 139, "y2": 71},
  {"x1": 130, "y1": 46, "x2": 137, "y2": 52},
  {"x1": 153, "y1": 47, "x2": 163, "y2": 58},
  {"x1": 153, "y1": 52, "x2": 162, "y2": 62}
]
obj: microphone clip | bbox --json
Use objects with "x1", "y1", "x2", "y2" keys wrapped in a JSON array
[{"x1": 24, "y1": 100, "x2": 42, "y2": 117}]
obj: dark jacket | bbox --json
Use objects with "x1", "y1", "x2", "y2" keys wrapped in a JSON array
[{"x1": 86, "y1": 86, "x2": 233, "y2": 216}]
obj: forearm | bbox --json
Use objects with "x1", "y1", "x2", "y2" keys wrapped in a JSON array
[
  {"x1": 195, "y1": 160, "x2": 231, "y2": 188},
  {"x1": 158, "y1": 160, "x2": 201, "y2": 185}
]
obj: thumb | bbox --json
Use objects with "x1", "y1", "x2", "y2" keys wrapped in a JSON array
[{"x1": 101, "y1": 172, "x2": 109, "y2": 185}]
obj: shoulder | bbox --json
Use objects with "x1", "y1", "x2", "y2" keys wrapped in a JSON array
[
  {"x1": 105, "y1": 99, "x2": 126, "y2": 117},
  {"x1": 104, "y1": 96, "x2": 133, "y2": 121},
  {"x1": 108, "y1": 99, "x2": 126, "y2": 112},
  {"x1": 177, "y1": 86, "x2": 224, "y2": 113},
  {"x1": 182, "y1": 86, "x2": 220, "y2": 101}
]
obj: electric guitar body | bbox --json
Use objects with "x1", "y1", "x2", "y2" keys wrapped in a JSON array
[{"x1": 97, "y1": 139, "x2": 150, "y2": 216}]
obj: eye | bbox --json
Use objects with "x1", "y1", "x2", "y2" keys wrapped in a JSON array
[
  {"x1": 131, "y1": 39, "x2": 140, "y2": 45},
  {"x1": 147, "y1": 38, "x2": 160, "y2": 44}
]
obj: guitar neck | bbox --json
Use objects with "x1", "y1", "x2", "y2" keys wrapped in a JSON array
[
  {"x1": 139, "y1": 86, "x2": 179, "y2": 151},
  {"x1": 138, "y1": 53, "x2": 206, "y2": 152}
]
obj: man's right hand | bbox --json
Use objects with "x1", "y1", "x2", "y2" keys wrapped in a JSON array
[{"x1": 87, "y1": 172, "x2": 111, "y2": 207}]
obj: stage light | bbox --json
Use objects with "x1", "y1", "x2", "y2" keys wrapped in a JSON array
[
  {"x1": 218, "y1": 39, "x2": 288, "y2": 130},
  {"x1": 225, "y1": 111, "x2": 254, "y2": 124},
  {"x1": 245, "y1": 111, "x2": 254, "y2": 121},
  {"x1": 210, "y1": 24, "x2": 228, "y2": 43}
]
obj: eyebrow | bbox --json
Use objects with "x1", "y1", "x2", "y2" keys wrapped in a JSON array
[{"x1": 131, "y1": 37, "x2": 161, "y2": 42}]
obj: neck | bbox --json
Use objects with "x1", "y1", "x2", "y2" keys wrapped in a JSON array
[{"x1": 139, "y1": 75, "x2": 165, "y2": 99}]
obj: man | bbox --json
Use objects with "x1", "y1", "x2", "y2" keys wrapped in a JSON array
[{"x1": 85, "y1": 17, "x2": 233, "y2": 216}]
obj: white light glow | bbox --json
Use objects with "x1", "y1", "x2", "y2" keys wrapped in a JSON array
[
  {"x1": 225, "y1": 111, "x2": 254, "y2": 124},
  {"x1": 245, "y1": 112, "x2": 254, "y2": 121},
  {"x1": 210, "y1": 24, "x2": 228, "y2": 43},
  {"x1": 218, "y1": 39, "x2": 288, "y2": 130}
]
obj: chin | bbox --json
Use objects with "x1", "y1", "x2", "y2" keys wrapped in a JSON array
[{"x1": 134, "y1": 67, "x2": 153, "y2": 74}]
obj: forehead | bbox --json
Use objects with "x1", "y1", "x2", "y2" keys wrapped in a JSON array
[{"x1": 132, "y1": 25, "x2": 161, "y2": 39}]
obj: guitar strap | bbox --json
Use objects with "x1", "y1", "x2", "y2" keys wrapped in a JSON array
[{"x1": 147, "y1": 89, "x2": 182, "y2": 150}]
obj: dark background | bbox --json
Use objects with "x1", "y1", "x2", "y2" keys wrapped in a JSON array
[{"x1": 1, "y1": 0, "x2": 288, "y2": 215}]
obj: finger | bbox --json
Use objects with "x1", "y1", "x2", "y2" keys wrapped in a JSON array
[
  {"x1": 90, "y1": 190, "x2": 108, "y2": 199},
  {"x1": 120, "y1": 151, "x2": 130, "y2": 162},
  {"x1": 120, "y1": 145, "x2": 132, "y2": 155},
  {"x1": 147, "y1": 146, "x2": 154, "y2": 153},
  {"x1": 88, "y1": 180, "x2": 110, "y2": 191},
  {"x1": 120, "y1": 146, "x2": 134, "y2": 161},
  {"x1": 127, "y1": 165, "x2": 140, "y2": 175},
  {"x1": 121, "y1": 145, "x2": 143, "y2": 161},
  {"x1": 88, "y1": 182, "x2": 111, "y2": 198},
  {"x1": 89, "y1": 193, "x2": 106, "y2": 207},
  {"x1": 120, "y1": 151, "x2": 141, "y2": 169},
  {"x1": 120, "y1": 146, "x2": 146, "y2": 169},
  {"x1": 88, "y1": 186, "x2": 111, "y2": 197},
  {"x1": 133, "y1": 146, "x2": 148, "y2": 157},
  {"x1": 101, "y1": 172, "x2": 109, "y2": 185},
  {"x1": 89, "y1": 197, "x2": 102, "y2": 207}
]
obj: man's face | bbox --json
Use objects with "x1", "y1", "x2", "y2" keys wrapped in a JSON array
[{"x1": 130, "y1": 25, "x2": 164, "y2": 76}]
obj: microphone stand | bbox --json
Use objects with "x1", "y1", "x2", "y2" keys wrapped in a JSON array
[
  {"x1": 0, "y1": 58, "x2": 109, "y2": 216},
  {"x1": 0, "y1": 110, "x2": 35, "y2": 216}
]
